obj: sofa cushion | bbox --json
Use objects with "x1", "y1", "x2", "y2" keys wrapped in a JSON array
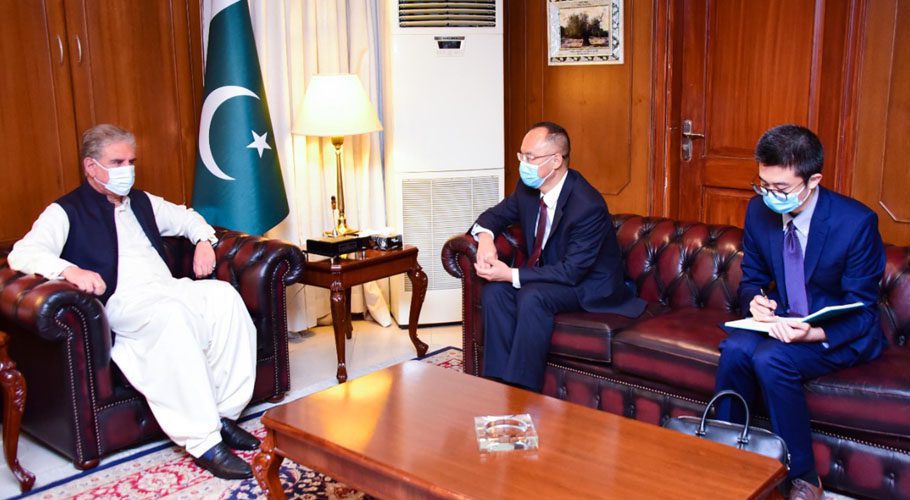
[
  {"x1": 609, "y1": 306, "x2": 910, "y2": 439},
  {"x1": 806, "y1": 348, "x2": 910, "y2": 438},
  {"x1": 550, "y1": 303, "x2": 669, "y2": 364},
  {"x1": 609, "y1": 307, "x2": 734, "y2": 395}
]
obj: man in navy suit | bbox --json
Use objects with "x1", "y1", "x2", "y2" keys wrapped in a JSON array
[
  {"x1": 715, "y1": 125, "x2": 886, "y2": 500},
  {"x1": 471, "y1": 121, "x2": 645, "y2": 391}
]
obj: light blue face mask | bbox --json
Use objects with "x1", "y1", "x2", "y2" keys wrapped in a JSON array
[
  {"x1": 518, "y1": 156, "x2": 555, "y2": 189},
  {"x1": 762, "y1": 184, "x2": 809, "y2": 214}
]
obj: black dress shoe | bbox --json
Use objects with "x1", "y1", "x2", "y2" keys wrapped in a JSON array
[
  {"x1": 220, "y1": 417, "x2": 260, "y2": 451},
  {"x1": 194, "y1": 442, "x2": 252, "y2": 480}
]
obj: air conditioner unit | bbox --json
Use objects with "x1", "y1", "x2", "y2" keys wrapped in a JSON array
[{"x1": 380, "y1": 0, "x2": 505, "y2": 327}]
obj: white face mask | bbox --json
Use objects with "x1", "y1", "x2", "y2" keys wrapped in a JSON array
[{"x1": 93, "y1": 159, "x2": 135, "y2": 196}]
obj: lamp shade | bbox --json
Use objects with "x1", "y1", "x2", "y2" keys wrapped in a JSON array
[{"x1": 293, "y1": 74, "x2": 382, "y2": 137}]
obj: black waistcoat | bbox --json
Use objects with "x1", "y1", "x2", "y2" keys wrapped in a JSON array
[{"x1": 56, "y1": 182, "x2": 167, "y2": 304}]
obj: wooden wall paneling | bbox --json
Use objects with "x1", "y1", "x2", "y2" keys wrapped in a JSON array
[
  {"x1": 625, "y1": 0, "x2": 654, "y2": 216},
  {"x1": 0, "y1": 0, "x2": 81, "y2": 245},
  {"x1": 852, "y1": 0, "x2": 910, "y2": 245},
  {"x1": 831, "y1": 0, "x2": 864, "y2": 194},
  {"x1": 702, "y1": 187, "x2": 751, "y2": 227},
  {"x1": 173, "y1": 0, "x2": 204, "y2": 201},
  {"x1": 651, "y1": 0, "x2": 683, "y2": 218},
  {"x1": 503, "y1": 0, "x2": 653, "y2": 216},
  {"x1": 503, "y1": 0, "x2": 526, "y2": 192},
  {"x1": 815, "y1": 0, "x2": 860, "y2": 194},
  {"x1": 879, "y1": 3, "x2": 910, "y2": 230},
  {"x1": 63, "y1": 0, "x2": 202, "y2": 205}
]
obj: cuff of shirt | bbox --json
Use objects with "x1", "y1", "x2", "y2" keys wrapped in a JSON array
[
  {"x1": 193, "y1": 231, "x2": 218, "y2": 246},
  {"x1": 470, "y1": 224, "x2": 494, "y2": 241},
  {"x1": 511, "y1": 268, "x2": 521, "y2": 288},
  {"x1": 48, "y1": 259, "x2": 77, "y2": 280}
]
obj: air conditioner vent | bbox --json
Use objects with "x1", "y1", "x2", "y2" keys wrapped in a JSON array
[
  {"x1": 401, "y1": 175, "x2": 500, "y2": 292},
  {"x1": 399, "y1": 1, "x2": 496, "y2": 28}
]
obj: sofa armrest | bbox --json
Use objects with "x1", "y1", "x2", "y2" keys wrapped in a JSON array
[
  {"x1": 0, "y1": 254, "x2": 118, "y2": 410},
  {"x1": 213, "y1": 229, "x2": 306, "y2": 305},
  {"x1": 441, "y1": 226, "x2": 525, "y2": 375},
  {"x1": 212, "y1": 230, "x2": 304, "y2": 399},
  {"x1": 0, "y1": 267, "x2": 107, "y2": 343}
]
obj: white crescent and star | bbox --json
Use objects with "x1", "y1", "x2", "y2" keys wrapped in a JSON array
[{"x1": 199, "y1": 85, "x2": 271, "y2": 181}]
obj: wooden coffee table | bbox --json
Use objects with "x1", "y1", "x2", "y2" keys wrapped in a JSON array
[{"x1": 253, "y1": 361, "x2": 785, "y2": 499}]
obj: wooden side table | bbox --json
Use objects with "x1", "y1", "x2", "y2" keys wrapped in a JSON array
[
  {"x1": 0, "y1": 331, "x2": 34, "y2": 492},
  {"x1": 300, "y1": 245, "x2": 429, "y2": 382}
]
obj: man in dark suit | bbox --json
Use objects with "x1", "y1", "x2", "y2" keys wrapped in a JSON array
[
  {"x1": 715, "y1": 125, "x2": 886, "y2": 500},
  {"x1": 471, "y1": 121, "x2": 645, "y2": 391}
]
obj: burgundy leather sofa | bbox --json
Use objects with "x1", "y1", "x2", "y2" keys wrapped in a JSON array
[
  {"x1": 0, "y1": 229, "x2": 305, "y2": 469},
  {"x1": 442, "y1": 214, "x2": 910, "y2": 499}
]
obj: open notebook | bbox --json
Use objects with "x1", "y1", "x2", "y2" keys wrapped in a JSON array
[{"x1": 724, "y1": 302, "x2": 864, "y2": 333}]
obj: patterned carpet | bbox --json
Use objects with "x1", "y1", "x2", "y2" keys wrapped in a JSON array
[{"x1": 22, "y1": 347, "x2": 463, "y2": 499}]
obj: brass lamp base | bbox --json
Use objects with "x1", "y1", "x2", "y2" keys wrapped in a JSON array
[
  {"x1": 324, "y1": 223, "x2": 359, "y2": 237},
  {"x1": 325, "y1": 136, "x2": 358, "y2": 237}
]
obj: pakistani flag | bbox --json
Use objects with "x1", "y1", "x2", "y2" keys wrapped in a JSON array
[{"x1": 192, "y1": 0, "x2": 288, "y2": 235}]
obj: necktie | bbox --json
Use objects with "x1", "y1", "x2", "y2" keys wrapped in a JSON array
[
  {"x1": 526, "y1": 198, "x2": 548, "y2": 268},
  {"x1": 783, "y1": 221, "x2": 808, "y2": 316}
]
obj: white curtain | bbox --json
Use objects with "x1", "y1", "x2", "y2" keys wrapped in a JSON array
[{"x1": 202, "y1": 0, "x2": 391, "y2": 331}]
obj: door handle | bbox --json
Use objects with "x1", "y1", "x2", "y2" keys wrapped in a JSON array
[
  {"x1": 682, "y1": 119, "x2": 704, "y2": 139},
  {"x1": 75, "y1": 35, "x2": 83, "y2": 64},
  {"x1": 56, "y1": 35, "x2": 64, "y2": 64},
  {"x1": 681, "y1": 119, "x2": 704, "y2": 161}
]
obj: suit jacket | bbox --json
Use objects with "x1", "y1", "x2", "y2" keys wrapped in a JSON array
[
  {"x1": 474, "y1": 169, "x2": 645, "y2": 317},
  {"x1": 738, "y1": 186, "x2": 886, "y2": 355}
]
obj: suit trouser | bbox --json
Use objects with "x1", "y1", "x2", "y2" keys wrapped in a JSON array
[
  {"x1": 481, "y1": 281, "x2": 582, "y2": 391},
  {"x1": 107, "y1": 278, "x2": 257, "y2": 457},
  {"x1": 714, "y1": 330, "x2": 864, "y2": 480}
]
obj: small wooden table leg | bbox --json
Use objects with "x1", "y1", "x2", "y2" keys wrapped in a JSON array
[
  {"x1": 406, "y1": 264, "x2": 429, "y2": 357},
  {"x1": 330, "y1": 281, "x2": 349, "y2": 383},
  {"x1": 253, "y1": 431, "x2": 285, "y2": 499},
  {"x1": 0, "y1": 332, "x2": 34, "y2": 493},
  {"x1": 344, "y1": 289, "x2": 353, "y2": 339}
]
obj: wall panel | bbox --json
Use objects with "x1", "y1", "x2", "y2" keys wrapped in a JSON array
[{"x1": 504, "y1": 0, "x2": 653, "y2": 216}]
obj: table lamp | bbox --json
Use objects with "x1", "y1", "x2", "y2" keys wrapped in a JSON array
[{"x1": 293, "y1": 74, "x2": 383, "y2": 236}]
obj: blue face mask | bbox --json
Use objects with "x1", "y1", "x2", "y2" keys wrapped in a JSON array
[
  {"x1": 519, "y1": 157, "x2": 554, "y2": 189},
  {"x1": 762, "y1": 185, "x2": 809, "y2": 214}
]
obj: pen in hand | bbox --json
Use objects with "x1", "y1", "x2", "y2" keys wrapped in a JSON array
[{"x1": 758, "y1": 288, "x2": 777, "y2": 320}]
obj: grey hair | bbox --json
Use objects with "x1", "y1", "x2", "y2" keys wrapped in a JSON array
[{"x1": 80, "y1": 124, "x2": 136, "y2": 162}]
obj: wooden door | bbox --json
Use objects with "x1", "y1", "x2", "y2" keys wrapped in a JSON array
[
  {"x1": 0, "y1": 0, "x2": 82, "y2": 245},
  {"x1": 675, "y1": 0, "x2": 854, "y2": 226},
  {"x1": 851, "y1": 0, "x2": 910, "y2": 245},
  {"x1": 63, "y1": 0, "x2": 203, "y2": 205}
]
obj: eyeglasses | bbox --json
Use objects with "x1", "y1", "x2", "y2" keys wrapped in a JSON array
[
  {"x1": 751, "y1": 178, "x2": 805, "y2": 201},
  {"x1": 516, "y1": 152, "x2": 559, "y2": 164}
]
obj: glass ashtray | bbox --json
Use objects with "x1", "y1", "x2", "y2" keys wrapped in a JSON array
[{"x1": 474, "y1": 414, "x2": 538, "y2": 452}]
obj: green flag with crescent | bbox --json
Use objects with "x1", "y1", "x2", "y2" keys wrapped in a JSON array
[{"x1": 192, "y1": 0, "x2": 288, "y2": 235}]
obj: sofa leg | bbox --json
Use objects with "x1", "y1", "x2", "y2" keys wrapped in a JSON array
[
  {"x1": 267, "y1": 392, "x2": 286, "y2": 404},
  {"x1": 76, "y1": 458, "x2": 99, "y2": 470}
]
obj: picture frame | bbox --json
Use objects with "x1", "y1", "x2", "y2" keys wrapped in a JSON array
[{"x1": 547, "y1": 0, "x2": 624, "y2": 66}]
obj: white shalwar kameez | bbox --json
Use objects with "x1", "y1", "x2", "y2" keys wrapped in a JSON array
[{"x1": 8, "y1": 193, "x2": 257, "y2": 457}]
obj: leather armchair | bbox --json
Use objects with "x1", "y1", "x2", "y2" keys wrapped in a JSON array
[{"x1": 0, "y1": 229, "x2": 305, "y2": 469}]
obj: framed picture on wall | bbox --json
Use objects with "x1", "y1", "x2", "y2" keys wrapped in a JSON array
[{"x1": 547, "y1": 0, "x2": 624, "y2": 65}]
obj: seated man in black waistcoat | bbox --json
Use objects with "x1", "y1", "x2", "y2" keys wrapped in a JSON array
[{"x1": 8, "y1": 124, "x2": 260, "y2": 479}]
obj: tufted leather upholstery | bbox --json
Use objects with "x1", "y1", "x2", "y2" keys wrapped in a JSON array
[
  {"x1": 0, "y1": 228, "x2": 305, "y2": 469},
  {"x1": 442, "y1": 214, "x2": 910, "y2": 499}
]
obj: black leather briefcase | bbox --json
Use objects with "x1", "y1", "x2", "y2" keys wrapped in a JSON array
[{"x1": 663, "y1": 390, "x2": 790, "y2": 467}]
